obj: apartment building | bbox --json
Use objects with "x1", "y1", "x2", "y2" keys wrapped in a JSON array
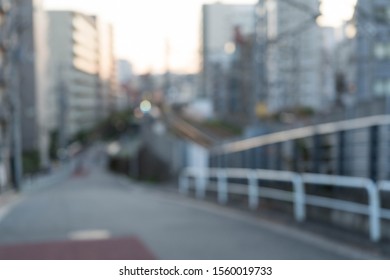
[
  {"x1": 259, "y1": 0, "x2": 324, "y2": 113},
  {"x1": 0, "y1": 0, "x2": 12, "y2": 189},
  {"x1": 355, "y1": 0, "x2": 390, "y2": 99},
  {"x1": 47, "y1": 11, "x2": 116, "y2": 144}
]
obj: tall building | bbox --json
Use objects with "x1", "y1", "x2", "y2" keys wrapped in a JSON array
[
  {"x1": 0, "y1": 0, "x2": 49, "y2": 186},
  {"x1": 201, "y1": 3, "x2": 255, "y2": 103},
  {"x1": 333, "y1": 23, "x2": 357, "y2": 107},
  {"x1": 117, "y1": 59, "x2": 137, "y2": 109},
  {"x1": 223, "y1": 29, "x2": 255, "y2": 125},
  {"x1": 96, "y1": 17, "x2": 117, "y2": 117},
  {"x1": 18, "y1": 0, "x2": 50, "y2": 170},
  {"x1": 355, "y1": 0, "x2": 390, "y2": 99},
  {"x1": 332, "y1": 0, "x2": 390, "y2": 106},
  {"x1": 258, "y1": 0, "x2": 325, "y2": 113},
  {"x1": 47, "y1": 11, "x2": 116, "y2": 146},
  {"x1": 0, "y1": 0, "x2": 13, "y2": 189}
]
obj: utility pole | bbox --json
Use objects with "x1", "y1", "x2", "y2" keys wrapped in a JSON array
[
  {"x1": 57, "y1": 65, "x2": 68, "y2": 160},
  {"x1": 4, "y1": 0, "x2": 24, "y2": 190},
  {"x1": 253, "y1": 0, "x2": 269, "y2": 124},
  {"x1": 164, "y1": 38, "x2": 171, "y2": 103}
]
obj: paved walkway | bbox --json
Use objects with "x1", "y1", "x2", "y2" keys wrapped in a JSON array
[
  {"x1": 0, "y1": 152, "x2": 383, "y2": 259},
  {"x1": 0, "y1": 144, "x2": 386, "y2": 259}
]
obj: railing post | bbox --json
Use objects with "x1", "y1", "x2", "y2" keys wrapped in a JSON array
[
  {"x1": 369, "y1": 125, "x2": 379, "y2": 181},
  {"x1": 292, "y1": 174, "x2": 305, "y2": 222},
  {"x1": 313, "y1": 134, "x2": 321, "y2": 173},
  {"x1": 196, "y1": 168, "x2": 207, "y2": 199},
  {"x1": 217, "y1": 169, "x2": 228, "y2": 204},
  {"x1": 337, "y1": 131, "x2": 345, "y2": 175},
  {"x1": 247, "y1": 170, "x2": 259, "y2": 210},
  {"x1": 178, "y1": 171, "x2": 189, "y2": 195},
  {"x1": 366, "y1": 179, "x2": 381, "y2": 242}
]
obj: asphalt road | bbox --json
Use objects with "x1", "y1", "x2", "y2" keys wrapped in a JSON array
[{"x1": 0, "y1": 156, "x2": 377, "y2": 259}]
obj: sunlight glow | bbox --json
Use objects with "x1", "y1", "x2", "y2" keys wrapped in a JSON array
[
  {"x1": 319, "y1": 0, "x2": 357, "y2": 27},
  {"x1": 43, "y1": 0, "x2": 356, "y2": 74}
]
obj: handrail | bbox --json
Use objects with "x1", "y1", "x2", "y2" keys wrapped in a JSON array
[
  {"x1": 179, "y1": 167, "x2": 383, "y2": 242},
  {"x1": 377, "y1": 181, "x2": 390, "y2": 221},
  {"x1": 211, "y1": 114, "x2": 390, "y2": 155},
  {"x1": 302, "y1": 173, "x2": 380, "y2": 242}
]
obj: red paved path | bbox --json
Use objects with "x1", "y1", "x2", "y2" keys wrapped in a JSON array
[{"x1": 0, "y1": 236, "x2": 156, "y2": 260}]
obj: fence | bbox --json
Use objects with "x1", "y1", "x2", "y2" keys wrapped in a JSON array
[
  {"x1": 179, "y1": 167, "x2": 387, "y2": 242},
  {"x1": 209, "y1": 114, "x2": 390, "y2": 181}
]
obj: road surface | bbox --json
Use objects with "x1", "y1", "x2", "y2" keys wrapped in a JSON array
[{"x1": 0, "y1": 154, "x2": 378, "y2": 259}]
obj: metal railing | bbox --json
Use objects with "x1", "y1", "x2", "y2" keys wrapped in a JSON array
[
  {"x1": 211, "y1": 114, "x2": 390, "y2": 155},
  {"x1": 179, "y1": 167, "x2": 385, "y2": 242},
  {"x1": 378, "y1": 181, "x2": 390, "y2": 221}
]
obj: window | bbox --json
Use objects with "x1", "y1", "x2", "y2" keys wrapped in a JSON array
[
  {"x1": 374, "y1": 6, "x2": 390, "y2": 23},
  {"x1": 374, "y1": 79, "x2": 390, "y2": 96},
  {"x1": 374, "y1": 43, "x2": 386, "y2": 59},
  {"x1": 374, "y1": 42, "x2": 390, "y2": 60}
]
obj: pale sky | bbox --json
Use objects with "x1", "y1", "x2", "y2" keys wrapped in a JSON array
[{"x1": 43, "y1": 0, "x2": 357, "y2": 74}]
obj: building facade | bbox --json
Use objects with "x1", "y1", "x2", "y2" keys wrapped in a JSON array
[
  {"x1": 47, "y1": 11, "x2": 116, "y2": 147},
  {"x1": 258, "y1": 0, "x2": 325, "y2": 113},
  {"x1": 355, "y1": 0, "x2": 390, "y2": 99},
  {"x1": 19, "y1": 0, "x2": 50, "y2": 170},
  {"x1": 96, "y1": 17, "x2": 117, "y2": 117},
  {"x1": 0, "y1": 0, "x2": 12, "y2": 189},
  {"x1": 201, "y1": 3, "x2": 255, "y2": 117},
  {"x1": 223, "y1": 30, "x2": 255, "y2": 125},
  {"x1": 0, "y1": 0, "x2": 49, "y2": 187}
]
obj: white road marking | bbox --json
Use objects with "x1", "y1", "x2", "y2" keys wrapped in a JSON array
[{"x1": 68, "y1": 229, "x2": 111, "y2": 241}]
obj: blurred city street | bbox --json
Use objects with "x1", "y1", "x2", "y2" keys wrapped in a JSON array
[
  {"x1": 0, "y1": 148, "x2": 381, "y2": 260},
  {"x1": 2, "y1": 0, "x2": 390, "y2": 261}
]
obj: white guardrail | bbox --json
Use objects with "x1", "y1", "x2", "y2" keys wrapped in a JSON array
[{"x1": 179, "y1": 167, "x2": 388, "y2": 242}]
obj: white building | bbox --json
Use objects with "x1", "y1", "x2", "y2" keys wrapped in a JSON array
[
  {"x1": 116, "y1": 59, "x2": 134, "y2": 110},
  {"x1": 47, "y1": 11, "x2": 116, "y2": 142},
  {"x1": 262, "y1": 0, "x2": 327, "y2": 113},
  {"x1": 96, "y1": 17, "x2": 117, "y2": 117},
  {"x1": 117, "y1": 59, "x2": 133, "y2": 85}
]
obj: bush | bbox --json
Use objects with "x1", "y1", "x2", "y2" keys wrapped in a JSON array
[{"x1": 23, "y1": 150, "x2": 40, "y2": 175}]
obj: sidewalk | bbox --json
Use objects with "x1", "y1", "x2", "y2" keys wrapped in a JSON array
[
  {"x1": 0, "y1": 189, "x2": 22, "y2": 226},
  {"x1": 0, "y1": 190, "x2": 19, "y2": 208}
]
